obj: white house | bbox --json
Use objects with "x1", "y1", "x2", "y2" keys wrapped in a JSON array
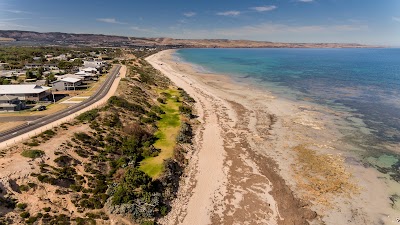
[
  {"x1": 54, "y1": 54, "x2": 67, "y2": 61},
  {"x1": 83, "y1": 60, "x2": 106, "y2": 69},
  {"x1": 75, "y1": 71, "x2": 97, "y2": 80},
  {"x1": 0, "y1": 85, "x2": 52, "y2": 101},
  {"x1": 55, "y1": 74, "x2": 84, "y2": 81},
  {"x1": 80, "y1": 67, "x2": 98, "y2": 74},
  {"x1": 52, "y1": 78, "x2": 83, "y2": 91}
]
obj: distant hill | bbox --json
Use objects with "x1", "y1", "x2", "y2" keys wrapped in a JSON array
[{"x1": 0, "y1": 30, "x2": 379, "y2": 48}]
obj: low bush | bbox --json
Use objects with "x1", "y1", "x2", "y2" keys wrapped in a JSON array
[
  {"x1": 77, "y1": 109, "x2": 99, "y2": 122},
  {"x1": 21, "y1": 150, "x2": 45, "y2": 159},
  {"x1": 108, "y1": 96, "x2": 145, "y2": 113},
  {"x1": 157, "y1": 98, "x2": 165, "y2": 104},
  {"x1": 176, "y1": 123, "x2": 193, "y2": 144},
  {"x1": 16, "y1": 203, "x2": 27, "y2": 210},
  {"x1": 20, "y1": 211, "x2": 30, "y2": 218}
]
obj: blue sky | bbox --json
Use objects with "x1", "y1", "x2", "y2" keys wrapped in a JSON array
[{"x1": 0, "y1": 0, "x2": 399, "y2": 45}]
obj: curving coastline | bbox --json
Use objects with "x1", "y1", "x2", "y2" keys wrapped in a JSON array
[{"x1": 147, "y1": 49, "x2": 400, "y2": 225}]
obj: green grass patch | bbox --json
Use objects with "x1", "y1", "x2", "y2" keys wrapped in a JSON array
[
  {"x1": 21, "y1": 150, "x2": 45, "y2": 159},
  {"x1": 140, "y1": 88, "x2": 181, "y2": 178}
]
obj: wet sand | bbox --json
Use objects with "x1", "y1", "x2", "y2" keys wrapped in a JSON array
[{"x1": 147, "y1": 50, "x2": 399, "y2": 225}]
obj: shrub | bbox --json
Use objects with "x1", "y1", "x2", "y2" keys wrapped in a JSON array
[
  {"x1": 160, "y1": 92, "x2": 171, "y2": 98},
  {"x1": 20, "y1": 212, "x2": 30, "y2": 218},
  {"x1": 157, "y1": 98, "x2": 165, "y2": 104},
  {"x1": 176, "y1": 123, "x2": 192, "y2": 144},
  {"x1": 25, "y1": 216, "x2": 37, "y2": 224},
  {"x1": 27, "y1": 183, "x2": 37, "y2": 188},
  {"x1": 17, "y1": 203, "x2": 28, "y2": 210},
  {"x1": 74, "y1": 132, "x2": 91, "y2": 142},
  {"x1": 151, "y1": 106, "x2": 165, "y2": 115},
  {"x1": 112, "y1": 168, "x2": 153, "y2": 205},
  {"x1": 108, "y1": 96, "x2": 145, "y2": 113},
  {"x1": 179, "y1": 104, "x2": 192, "y2": 116},
  {"x1": 43, "y1": 207, "x2": 51, "y2": 212},
  {"x1": 21, "y1": 150, "x2": 45, "y2": 159},
  {"x1": 160, "y1": 205, "x2": 168, "y2": 216},
  {"x1": 24, "y1": 141, "x2": 39, "y2": 147},
  {"x1": 77, "y1": 109, "x2": 99, "y2": 122},
  {"x1": 42, "y1": 129, "x2": 56, "y2": 137},
  {"x1": 19, "y1": 185, "x2": 29, "y2": 192}
]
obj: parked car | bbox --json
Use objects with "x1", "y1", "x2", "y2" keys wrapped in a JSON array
[{"x1": 37, "y1": 105, "x2": 46, "y2": 111}]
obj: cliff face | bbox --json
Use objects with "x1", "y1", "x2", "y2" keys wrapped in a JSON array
[{"x1": 0, "y1": 30, "x2": 378, "y2": 48}]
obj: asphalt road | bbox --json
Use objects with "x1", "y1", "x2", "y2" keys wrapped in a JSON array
[{"x1": 0, "y1": 65, "x2": 121, "y2": 143}]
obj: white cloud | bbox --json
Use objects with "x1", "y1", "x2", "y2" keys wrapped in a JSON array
[
  {"x1": 393, "y1": 17, "x2": 400, "y2": 22},
  {"x1": 183, "y1": 12, "x2": 196, "y2": 17},
  {"x1": 250, "y1": 5, "x2": 277, "y2": 12},
  {"x1": 1, "y1": 9, "x2": 33, "y2": 14},
  {"x1": 298, "y1": 0, "x2": 314, "y2": 2},
  {"x1": 216, "y1": 11, "x2": 241, "y2": 16},
  {"x1": 130, "y1": 26, "x2": 155, "y2": 33},
  {"x1": 96, "y1": 18, "x2": 126, "y2": 24}
]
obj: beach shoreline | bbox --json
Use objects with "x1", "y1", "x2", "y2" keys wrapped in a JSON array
[{"x1": 147, "y1": 49, "x2": 400, "y2": 225}]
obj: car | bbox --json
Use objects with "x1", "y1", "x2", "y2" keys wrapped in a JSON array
[{"x1": 37, "y1": 105, "x2": 46, "y2": 111}]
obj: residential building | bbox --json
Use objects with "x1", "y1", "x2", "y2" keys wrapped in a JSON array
[
  {"x1": 80, "y1": 67, "x2": 98, "y2": 74},
  {"x1": 0, "y1": 84, "x2": 52, "y2": 101},
  {"x1": 83, "y1": 60, "x2": 106, "y2": 69},
  {"x1": 52, "y1": 78, "x2": 83, "y2": 91},
  {"x1": 24, "y1": 63, "x2": 42, "y2": 69},
  {"x1": 55, "y1": 74, "x2": 84, "y2": 81},
  {"x1": 75, "y1": 71, "x2": 97, "y2": 80},
  {"x1": 54, "y1": 54, "x2": 67, "y2": 61},
  {"x1": 0, "y1": 63, "x2": 9, "y2": 69},
  {"x1": 0, "y1": 95, "x2": 25, "y2": 112}
]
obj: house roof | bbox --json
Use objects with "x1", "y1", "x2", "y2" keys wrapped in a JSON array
[
  {"x1": 0, "y1": 85, "x2": 51, "y2": 95},
  {"x1": 0, "y1": 103, "x2": 17, "y2": 108},
  {"x1": 56, "y1": 74, "x2": 84, "y2": 80},
  {"x1": 75, "y1": 71, "x2": 94, "y2": 76},
  {"x1": 0, "y1": 95, "x2": 18, "y2": 101},
  {"x1": 60, "y1": 78, "x2": 81, "y2": 83},
  {"x1": 82, "y1": 67, "x2": 97, "y2": 71}
]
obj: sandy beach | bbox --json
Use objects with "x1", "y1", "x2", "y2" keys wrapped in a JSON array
[{"x1": 146, "y1": 50, "x2": 400, "y2": 225}]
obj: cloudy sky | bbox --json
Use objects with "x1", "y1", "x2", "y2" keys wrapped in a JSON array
[{"x1": 0, "y1": 0, "x2": 399, "y2": 45}]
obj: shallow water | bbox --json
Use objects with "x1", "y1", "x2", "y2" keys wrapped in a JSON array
[{"x1": 176, "y1": 48, "x2": 400, "y2": 184}]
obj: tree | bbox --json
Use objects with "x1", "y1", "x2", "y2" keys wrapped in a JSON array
[{"x1": 26, "y1": 71, "x2": 35, "y2": 79}]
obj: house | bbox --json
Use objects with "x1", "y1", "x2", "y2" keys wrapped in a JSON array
[
  {"x1": 33, "y1": 57, "x2": 42, "y2": 61},
  {"x1": 43, "y1": 64, "x2": 58, "y2": 71},
  {"x1": 0, "y1": 63, "x2": 9, "y2": 69},
  {"x1": 52, "y1": 78, "x2": 83, "y2": 91},
  {"x1": 0, "y1": 95, "x2": 26, "y2": 112},
  {"x1": 80, "y1": 67, "x2": 98, "y2": 74},
  {"x1": 0, "y1": 85, "x2": 52, "y2": 101},
  {"x1": 75, "y1": 71, "x2": 97, "y2": 80},
  {"x1": 54, "y1": 54, "x2": 67, "y2": 61},
  {"x1": 83, "y1": 60, "x2": 106, "y2": 69},
  {"x1": 24, "y1": 63, "x2": 43, "y2": 69},
  {"x1": 55, "y1": 74, "x2": 84, "y2": 81}
]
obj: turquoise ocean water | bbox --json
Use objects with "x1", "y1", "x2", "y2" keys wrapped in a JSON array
[{"x1": 175, "y1": 48, "x2": 400, "y2": 183}]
